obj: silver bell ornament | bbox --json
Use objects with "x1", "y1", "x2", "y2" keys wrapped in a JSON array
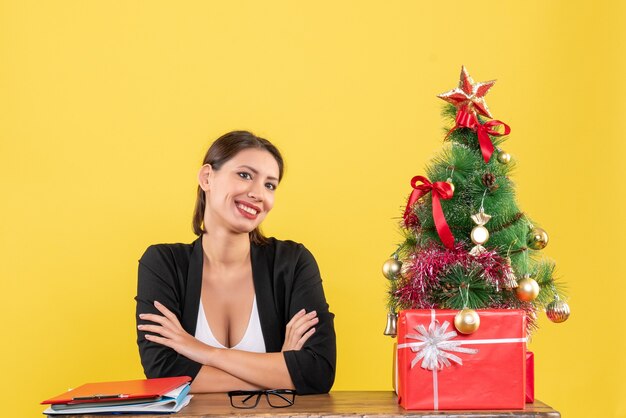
[
  {"x1": 383, "y1": 312, "x2": 398, "y2": 337},
  {"x1": 382, "y1": 258, "x2": 402, "y2": 280}
]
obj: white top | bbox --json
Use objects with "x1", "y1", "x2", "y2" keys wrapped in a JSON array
[{"x1": 194, "y1": 297, "x2": 267, "y2": 353}]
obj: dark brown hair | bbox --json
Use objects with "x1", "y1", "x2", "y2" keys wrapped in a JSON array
[{"x1": 192, "y1": 130, "x2": 284, "y2": 245}]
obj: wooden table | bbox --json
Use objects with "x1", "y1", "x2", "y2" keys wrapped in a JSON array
[{"x1": 51, "y1": 391, "x2": 561, "y2": 417}]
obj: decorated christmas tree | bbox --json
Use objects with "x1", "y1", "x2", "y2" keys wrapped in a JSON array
[{"x1": 383, "y1": 67, "x2": 570, "y2": 337}]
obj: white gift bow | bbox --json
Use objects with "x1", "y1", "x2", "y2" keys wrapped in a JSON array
[{"x1": 403, "y1": 320, "x2": 478, "y2": 370}]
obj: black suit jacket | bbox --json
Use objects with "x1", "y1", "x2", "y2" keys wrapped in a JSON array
[{"x1": 135, "y1": 237, "x2": 336, "y2": 394}]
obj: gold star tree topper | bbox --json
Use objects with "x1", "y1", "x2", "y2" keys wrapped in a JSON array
[{"x1": 438, "y1": 66, "x2": 496, "y2": 119}]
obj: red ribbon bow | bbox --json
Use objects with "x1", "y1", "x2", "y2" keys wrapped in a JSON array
[
  {"x1": 454, "y1": 110, "x2": 511, "y2": 163},
  {"x1": 403, "y1": 176, "x2": 455, "y2": 249}
]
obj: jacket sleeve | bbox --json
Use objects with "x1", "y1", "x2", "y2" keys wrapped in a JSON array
[
  {"x1": 282, "y1": 245, "x2": 336, "y2": 394},
  {"x1": 135, "y1": 245, "x2": 202, "y2": 380}
]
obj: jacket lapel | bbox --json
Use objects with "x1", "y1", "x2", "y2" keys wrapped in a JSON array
[
  {"x1": 251, "y1": 242, "x2": 282, "y2": 352},
  {"x1": 183, "y1": 237, "x2": 203, "y2": 334}
]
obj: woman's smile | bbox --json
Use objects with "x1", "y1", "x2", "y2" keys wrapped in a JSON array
[{"x1": 235, "y1": 200, "x2": 261, "y2": 219}]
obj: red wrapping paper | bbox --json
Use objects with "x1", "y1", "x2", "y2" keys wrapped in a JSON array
[
  {"x1": 526, "y1": 351, "x2": 535, "y2": 403},
  {"x1": 397, "y1": 309, "x2": 527, "y2": 410}
]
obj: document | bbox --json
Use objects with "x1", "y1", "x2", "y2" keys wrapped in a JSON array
[{"x1": 43, "y1": 384, "x2": 192, "y2": 415}]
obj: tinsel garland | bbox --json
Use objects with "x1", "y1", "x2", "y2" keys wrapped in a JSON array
[{"x1": 394, "y1": 241, "x2": 537, "y2": 331}]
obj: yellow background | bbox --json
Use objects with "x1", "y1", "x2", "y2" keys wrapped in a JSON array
[{"x1": 1, "y1": 1, "x2": 625, "y2": 417}]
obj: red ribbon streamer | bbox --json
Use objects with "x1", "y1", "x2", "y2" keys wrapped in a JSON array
[
  {"x1": 403, "y1": 176, "x2": 455, "y2": 249},
  {"x1": 453, "y1": 110, "x2": 511, "y2": 163}
]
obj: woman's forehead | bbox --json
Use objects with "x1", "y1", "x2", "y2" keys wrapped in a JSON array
[{"x1": 225, "y1": 148, "x2": 280, "y2": 178}]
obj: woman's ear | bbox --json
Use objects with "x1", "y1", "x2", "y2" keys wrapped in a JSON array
[{"x1": 198, "y1": 164, "x2": 213, "y2": 192}]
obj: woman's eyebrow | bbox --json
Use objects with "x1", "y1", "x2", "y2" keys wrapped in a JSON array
[{"x1": 238, "y1": 165, "x2": 279, "y2": 182}]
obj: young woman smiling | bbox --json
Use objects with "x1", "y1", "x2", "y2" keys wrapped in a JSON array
[{"x1": 135, "y1": 131, "x2": 336, "y2": 394}]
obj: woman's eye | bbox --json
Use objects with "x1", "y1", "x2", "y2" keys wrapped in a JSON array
[
  {"x1": 238, "y1": 172, "x2": 252, "y2": 180},
  {"x1": 265, "y1": 183, "x2": 277, "y2": 191}
]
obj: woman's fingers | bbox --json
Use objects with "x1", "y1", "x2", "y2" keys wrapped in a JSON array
[
  {"x1": 138, "y1": 303, "x2": 213, "y2": 365},
  {"x1": 139, "y1": 301, "x2": 182, "y2": 331},
  {"x1": 139, "y1": 322, "x2": 193, "y2": 354},
  {"x1": 139, "y1": 313, "x2": 168, "y2": 325},
  {"x1": 144, "y1": 333, "x2": 174, "y2": 348},
  {"x1": 143, "y1": 326, "x2": 212, "y2": 365},
  {"x1": 137, "y1": 324, "x2": 174, "y2": 338},
  {"x1": 290, "y1": 312, "x2": 318, "y2": 336},
  {"x1": 153, "y1": 301, "x2": 182, "y2": 328},
  {"x1": 289, "y1": 310, "x2": 317, "y2": 329},
  {"x1": 294, "y1": 315, "x2": 318, "y2": 334},
  {"x1": 295, "y1": 327, "x2": 316, "y2": 350},
  {"x1": 284, "y1": 310, "x2": 308, "y2": 341},
  {"x1": 138, "y1": 313, "x2": 178, "y2": 334},
  {"x1": 282, "y1": 309, "x2": 319, "y2": 351},
  {"x1": 285, "y1": 309, "x2": 306, "y2": 328}
]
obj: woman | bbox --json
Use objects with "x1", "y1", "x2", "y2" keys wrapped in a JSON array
[{"x1": 135, "y1": 131, "x2": 336, "y2": 394}]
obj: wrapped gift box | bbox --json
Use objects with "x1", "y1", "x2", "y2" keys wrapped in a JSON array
[
  {"x1": 526, "y1": 351, "x2": 535, "y2": 403},
  {"x1": 397, "y1": 309, "x2": 527, "y2": 410}
]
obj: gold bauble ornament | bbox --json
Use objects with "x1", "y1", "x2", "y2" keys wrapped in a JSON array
[
  {"x1": 454, "y1": 309, "x2": 481, "y2": 334},
  {"x1": 497, "y1": 149, "x2": 511, "y2": 164},
  {"x1": 546, "y1": 299, "x2": 570, "y2": 323},
  {"x1": 382, "y1": 258, "x2": 402, "y2": 280},
  {"x1": 528, "y1": 227, "x2": 549, "y2": 250},
  {"x1": 516, "y1": 275, "x2": 540, "y2": 301},
  {"x1": 446, "y1": 177, "x2": 455, "y2": 194}
]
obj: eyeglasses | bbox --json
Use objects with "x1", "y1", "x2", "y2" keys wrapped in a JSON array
[{"x1": 228, "y1": 389, "x2": 296, "y2": 409}]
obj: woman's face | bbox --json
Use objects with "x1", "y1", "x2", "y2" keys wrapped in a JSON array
[{"x1": 200, "y1": 148, "x2": 280, "y2": 235}]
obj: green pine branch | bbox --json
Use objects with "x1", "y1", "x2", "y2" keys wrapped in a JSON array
[{"x1": 432, "y1": 265, "x2": 503, "y2": 309}]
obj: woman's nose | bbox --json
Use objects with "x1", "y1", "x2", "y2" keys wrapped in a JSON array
[{"x1": 247, "y1": 183, "x2": 264, "y2": 201}]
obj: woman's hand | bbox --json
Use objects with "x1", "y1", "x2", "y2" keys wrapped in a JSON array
[
  {"x1": 281, "y1": 309, "x2": 318, "y2": 351},
  {"x1": 138, "y1": 301, "x2": 214, "y2": 365}
]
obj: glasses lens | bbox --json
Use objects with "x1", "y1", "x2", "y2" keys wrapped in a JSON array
[
  {"x1": 266, "y1": 390, "x2": 295, "y2": 408},
  {"x1": 230, "y1": 392, "x2": 261, "y2": 409}
]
